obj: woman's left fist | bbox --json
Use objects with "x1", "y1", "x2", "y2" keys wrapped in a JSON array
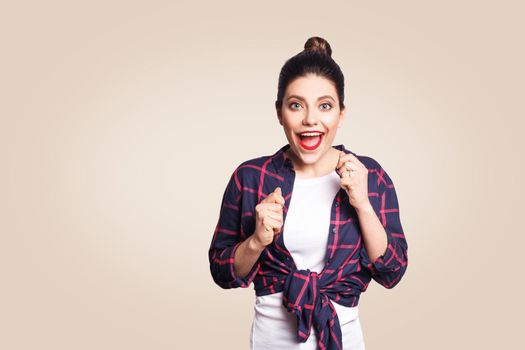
[{"x1": 336, "y1": 151, "x2": 370, "y2": 210}]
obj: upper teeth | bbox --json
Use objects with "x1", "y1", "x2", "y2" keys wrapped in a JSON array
[{"x1": 300, "y1": 132, "x2": 323, "y2": 136}]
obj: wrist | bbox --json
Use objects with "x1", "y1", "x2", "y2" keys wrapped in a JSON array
[
  {"x1": 355, "y1": 201, "x2": 374, "y2": 215},
  {"x1": 248, "y1": 235, "x2": 266, "y2": 253}
]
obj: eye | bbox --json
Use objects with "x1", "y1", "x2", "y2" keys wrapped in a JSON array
[
  {"x1": 320, "y1": 102, "x2": 332, "y2": 110},
  {"x1": 289, "y1": 102, "x2": 302, "y2": 110}
]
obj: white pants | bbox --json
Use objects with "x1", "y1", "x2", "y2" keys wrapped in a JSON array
[{"x1": 249, "y1": 292, "x2": 366, "y2": 350}]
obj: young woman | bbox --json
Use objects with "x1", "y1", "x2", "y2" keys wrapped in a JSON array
[{"x1": 209, "y1": 36, "x2": 408, "y2": 350}]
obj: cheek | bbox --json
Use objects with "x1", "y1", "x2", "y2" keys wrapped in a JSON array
[
  {"x1": 329, "y1": 124, "x2": 341, "y2": 134},
  {"x1": 325, "y1": 129, "x2": 338, "y2": 138},
  {"x1": 282, "y1": 120, "x2": 296, "y2": 131}
]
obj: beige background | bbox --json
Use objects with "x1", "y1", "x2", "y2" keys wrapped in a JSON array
[{"x1": 1, "y1": 0, "x2": 523, "y2": 349}]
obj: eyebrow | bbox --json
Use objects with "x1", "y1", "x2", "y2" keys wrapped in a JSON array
[{"x1": 286, "y1": 95, "x2": 335, "y2": 102}]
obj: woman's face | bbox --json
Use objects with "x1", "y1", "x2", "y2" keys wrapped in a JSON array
[{"x1": 277, "y1": 73, "x2": 345, "y2": 167}]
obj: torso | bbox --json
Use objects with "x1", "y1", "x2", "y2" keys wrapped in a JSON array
[{"x1": 249, "y1": 169, "x2": 365, "y2": 349}]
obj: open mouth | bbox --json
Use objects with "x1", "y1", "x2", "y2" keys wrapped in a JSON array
[{"x1": 296, "y1": 132, "x2": 324, "y2": 151}]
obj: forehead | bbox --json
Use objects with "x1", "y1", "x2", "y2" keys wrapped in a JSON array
[{"x1": 285, "y1": 74, "x2": 337, "y2": 99}]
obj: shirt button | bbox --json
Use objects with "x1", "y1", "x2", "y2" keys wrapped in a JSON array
[
  {"x1": 332, "y1": 228, "x2": 336, "y2": 233},
  {"x1": 335, "y1": 202, "x2": 339, "y2": 207}
]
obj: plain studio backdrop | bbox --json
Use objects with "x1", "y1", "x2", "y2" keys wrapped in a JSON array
[{"x1": 1, "y1": 1, "x2": 523, "y2": 349}]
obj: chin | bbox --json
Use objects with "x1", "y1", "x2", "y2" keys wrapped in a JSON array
[{"x1": 295, "y1": 146, "x2": 326, "y2": 162}]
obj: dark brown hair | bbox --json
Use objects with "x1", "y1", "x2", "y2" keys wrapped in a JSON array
[{"x1": 275, "y1": 36, "x2": 345, "y2": 111}]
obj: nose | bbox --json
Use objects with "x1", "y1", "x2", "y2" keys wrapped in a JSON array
[{"x1": 302, "y1": 109, "x2": 319, "y2": 126}]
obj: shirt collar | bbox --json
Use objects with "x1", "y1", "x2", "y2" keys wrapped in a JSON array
[{"x1": 271, "y1": 143, "x2": 354, "y2": 172}]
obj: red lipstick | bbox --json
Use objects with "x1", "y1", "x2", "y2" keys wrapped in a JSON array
[{"x1": 296, "y1": 133, "x2": 324, "y2": 151}]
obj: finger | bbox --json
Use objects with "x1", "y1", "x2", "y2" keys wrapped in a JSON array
[
  {"x1": 340, "y1": 177, "x2": 356, "y2": 190},
  {"x1": 263, "y1": 210, "x2": 283, "y2": 222},
  {"x1": 273, "y1": 187, "x2": 286, "y2": 206},
  {"x1": 340, "y1": 169, "x2": 358, "y2": 179},
  {"x1": 344, "y1": 162, "x2": 358, "y2": 172},
  {"x1": 336, "y1": 154, "x2": 344, "y2": 172},
  {"x1": 336, "y1": 152, "x2": 363, "y2": 170},
  {"x1": 261, "y1": 192, "x2": 282, "y2": 206},
  {"x1": 261, "y1": 203, "x2": 285, "y2": 212},
  {"x1": 262, "y1": 187, "x2": 285, "y2": 207},
  {"x1": 337, "y1": 154, "x2": 355, "y2": 168},
  {"x1": 336, "y1": 155, "x2": 353, "y2": 171},
  {"x1": 345, "y1": 153, "x2": 365, "y2": 168},
  {"x1": 336, "y1": 164, "x2": 345, "y2": 177},
  {"x1": 336, "y1": 160, "x2": 354, "y2": 170},
  {"x1": 336, "y1": 161, "x2": 356, "y2": 177},
  {"x1": 275, "y1": 196, "x2": 285, "y2": 207},
  {"x1": 337, "y1": 163, "x2": 359, "y2": 179},
  {"x1": 262, "y1": 211, "x2": 284, "y2": 223},
  {"x1": 263, "y1": 217, "x2": 282, "y2": 234},
  {"x1": 264, "y1": 189, "x2": 285, "y2": 207}
]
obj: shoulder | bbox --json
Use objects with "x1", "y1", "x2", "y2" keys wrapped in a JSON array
[
  {"x1": 237, "y1": 154, "x2": 272, "y2": 173},
  {"x1": 230, "y1": 153, "x2": 274, "y2": 183},
  {"x1": 239, "y1": 154, "x2": 273, "y2": 168}
]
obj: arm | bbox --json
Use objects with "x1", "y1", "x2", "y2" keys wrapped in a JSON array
[
  {"x1": 356, "y1": 204, "x2": 388, "y2": 263},
  {"x1": 359, "y1": 166, "x2": 409, "y2": 289},
  {"x1": 208, "y1": 167, "x2": 261, "y2": 289},
  {"x1": 234, "y1": 235, "x2": 265, "y2": 278}
]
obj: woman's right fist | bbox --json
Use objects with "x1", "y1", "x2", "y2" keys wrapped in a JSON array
[{"x1": 253, "y1": 187, "x2": 285, "y2": 248}]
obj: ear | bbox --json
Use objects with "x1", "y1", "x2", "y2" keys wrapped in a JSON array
[
  {"x1": 337, "y1": 106, "x2": 346, "y2": 128},
  {"x1": 276, "y1": 107, "x2": 283, "y2": 126}
]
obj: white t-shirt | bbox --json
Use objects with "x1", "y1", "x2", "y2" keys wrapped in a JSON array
[{"x1": 249, "y1": 170, "x2": 366, "y2": 349}]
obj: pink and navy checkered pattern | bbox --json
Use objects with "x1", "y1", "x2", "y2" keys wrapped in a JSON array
[{"x1": 209, "y1": 144, "x2": 408, "y2": 350}]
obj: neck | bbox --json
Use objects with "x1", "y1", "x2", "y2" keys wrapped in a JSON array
[{"x1": 285, "y1": 146, "x2": 339, "y2": 179}]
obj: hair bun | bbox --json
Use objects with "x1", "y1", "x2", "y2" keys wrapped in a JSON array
[{"x1": 304, "y1": 36, "x2": 332, "y2": 57}]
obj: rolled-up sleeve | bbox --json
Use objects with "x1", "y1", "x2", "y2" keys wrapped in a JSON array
[
  {"x1": 360, "y1": 165, "x2": 408, "y2": 289},
  {"x1": 208, "y1": 166, "x2": 260, "y2": 289}
]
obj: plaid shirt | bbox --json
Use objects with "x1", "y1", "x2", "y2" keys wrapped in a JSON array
[{"x1": 208, "y1": 143, "x2": 408, "y2": 350}]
